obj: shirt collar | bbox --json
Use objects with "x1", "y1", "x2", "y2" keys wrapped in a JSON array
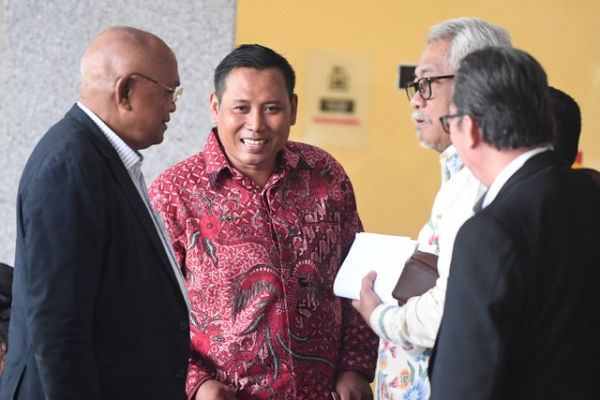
[
  {"x1": 439, "y1": 145, "x2": 464, "y2": 184},
  {"x1": 203, "y1": 128, "x2": 231, "y2": 182},
  {"x1": 76, "y1": 101, "x2": 142, "y2": 170},
  {"x1": 481, "y1": 145, "x2": 552, "y2": 209}
]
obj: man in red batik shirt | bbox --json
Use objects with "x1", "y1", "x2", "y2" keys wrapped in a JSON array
[{"x1": 149, "y1": 44, "x2": 378, "y2": 400}]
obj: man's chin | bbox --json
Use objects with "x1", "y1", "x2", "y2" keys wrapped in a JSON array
[
  {"x1": 152, "y1": 132, "x2": 166, "y2": 146},
  {"x1": 416, "y1": 131, "x2": 437, "y2": 150},
  {"x1": 416, "y1": 130, "x2": 447, "y2": 153},
  {"x1": 418, "y1": 138, "x2": 437, "y2": 150}
]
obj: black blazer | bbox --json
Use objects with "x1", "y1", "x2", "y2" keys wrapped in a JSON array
[
  {"x1": 0, "y1": 105, "x2": 190, "y2": 399},
  {"x1": 430, "y1": 151, "x2": 600, "y2": 399}
]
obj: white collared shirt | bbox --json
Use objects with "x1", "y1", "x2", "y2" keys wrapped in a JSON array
[
  {"x1": 481, "y1": 145, "x2": 552, "y2": 209},
  {"x1": 371, "y1": 145, "x2": 487, "y2": 347}
]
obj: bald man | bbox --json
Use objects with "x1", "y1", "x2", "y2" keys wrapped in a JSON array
[{"x1": 0, "y1": 26, "x2": 190, "y2": 400}]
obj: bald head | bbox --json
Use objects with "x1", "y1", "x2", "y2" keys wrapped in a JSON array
[
  {"x1": 79, "y1": 26, "x2": 180, "y2": 150},
  {"x1": 80, "y1": 26, "x2": 175, "y2": 103}
]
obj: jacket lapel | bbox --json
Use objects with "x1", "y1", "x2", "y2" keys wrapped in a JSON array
[{"x1": 66, "y1": 105, "x2": 183, "y2": 295}]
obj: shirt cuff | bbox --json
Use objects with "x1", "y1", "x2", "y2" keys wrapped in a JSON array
[{"x1": 369, "y1": 303, "x2": 399, "y2": 342}]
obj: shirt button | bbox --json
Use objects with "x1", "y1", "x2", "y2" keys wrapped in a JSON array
[
  {"x1": 178, "y1": 320, "x2": 188, "y2": 332},
  {"x1": 175, "y1": 368, "x2": 185, "y2": 378}
]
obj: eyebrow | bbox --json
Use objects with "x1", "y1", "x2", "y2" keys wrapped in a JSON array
[
  {"x1": 415, "y1": 66, "x2": 439, "y2": 78},
  {"x1": 231, "y1": 99, "x2": 284, "y2": 105}
]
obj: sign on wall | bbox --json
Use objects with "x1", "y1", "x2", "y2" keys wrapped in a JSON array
[
  {"x1": 303, "y1": 52, "x2": 372, "y2": 148},
  {"x1": 397, "y1": 63, "x2": 417, "y2": 89}
]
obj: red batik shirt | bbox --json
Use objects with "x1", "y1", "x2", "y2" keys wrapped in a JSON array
[{"x1": 149, "y1": 129, "x2": 378, "y2": 399}]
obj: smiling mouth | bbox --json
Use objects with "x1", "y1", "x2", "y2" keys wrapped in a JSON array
[{"x1": 241, "y1": 138, "x2": 267, "y2": 146}]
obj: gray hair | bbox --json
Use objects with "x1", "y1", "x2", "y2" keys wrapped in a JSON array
[
  {"x1": 427, "y1": 17, "x2": 511, "y2": 71},
  {"x1": 453, "y1": 47, "x2": 552, "y2": 150}
]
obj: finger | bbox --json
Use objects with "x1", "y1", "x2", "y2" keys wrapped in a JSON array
[{"x1": 361, "y1": 270, "x2": 376, "y2": 290}]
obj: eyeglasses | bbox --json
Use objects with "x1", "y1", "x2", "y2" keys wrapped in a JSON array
[
  {"x1": 439, "y1": 113, "x2": 465, "y2": 134},
  {"x1": 132, "y1": 73, "x2": 183, "y2": 103},
  {"x1": 404, "y1": 75, "x2": 455, "y2": 101}
]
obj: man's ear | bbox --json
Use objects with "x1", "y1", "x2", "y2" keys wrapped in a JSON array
[
  {"x1": 116, "y1": 75, "x2": 133, "y2": 110},
  {"x1": 464, "y1": 114, "x2": 482, "y2": 149},
  {"x1": 290, "y1": 94, "x2": 298, "y2": 126},
  {"x1": 209, "y1": 92, "x2": 220, "y2": 124}
]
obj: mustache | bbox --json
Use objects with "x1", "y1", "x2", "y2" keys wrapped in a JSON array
[{"x1": 411, "y1": 111, "x2": 432, "y2": 124}]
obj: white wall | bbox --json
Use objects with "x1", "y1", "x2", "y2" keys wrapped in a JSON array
[{"x1": 0, "y1": 0, "x2": 237, "y2": 264}]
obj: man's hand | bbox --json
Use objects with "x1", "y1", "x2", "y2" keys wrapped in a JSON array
[
  {"x1": 333, "y1": 370, "x2": 373, "y2": 400},
  {"x1": 351, "y1": 271, "x2": 383, "y2": 329},
  {"x1": 195, "y1": 379, "x2": 236, "y2": 400}
]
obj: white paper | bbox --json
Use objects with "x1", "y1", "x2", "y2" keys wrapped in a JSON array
[{"x1": 334, "y1": 232, "x2": 417, "y2": 305}]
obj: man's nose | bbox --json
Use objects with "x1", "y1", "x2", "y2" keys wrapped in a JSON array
[
  {"x1": 247, "y1": 109, "x2": 264, "y2": 131},
  {"x1": 409, "y1": 91, "x2": 426, "y2": 109}
]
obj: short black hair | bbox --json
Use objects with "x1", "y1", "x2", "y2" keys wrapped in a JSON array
[
  {"x1": 549, "y1": 86, "x2": 581, "y2": 166},
  {"x1": 213, "y1": 44, "x2": 296, "y2": 103},
  {"x1": 453, "y1": 46, "x2": 553, "y2": 150}
]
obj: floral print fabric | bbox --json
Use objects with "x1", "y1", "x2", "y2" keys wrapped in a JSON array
[{"x1": 376, "y1": 340, "x2": 431, "y2": 400}]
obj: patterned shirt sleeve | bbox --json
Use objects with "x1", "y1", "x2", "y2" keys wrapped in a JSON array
[
  {"x1": 148, "y1": 174, "x2": 187, "y2": 270},
  {"x1": 334, "y1": 168, "x2": 379, "y2": 380},
  {"x1": 148, "y1": 170, "x2": 216, "y2": 398}
]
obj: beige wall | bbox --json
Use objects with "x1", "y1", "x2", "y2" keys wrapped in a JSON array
[{"x1": 236, "y1": 0, "x2": 600, "y2": 238}]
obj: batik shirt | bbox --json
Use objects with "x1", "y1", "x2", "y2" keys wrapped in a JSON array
[
  {"x1": 370, "y1": 145, "x2": 486, "y2": 400},
  {"x1": 149, "y1": 129, "x2": 378, "y2": 399}
]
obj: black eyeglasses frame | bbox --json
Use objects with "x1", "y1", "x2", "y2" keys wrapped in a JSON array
[
  {"x1": 404, "y1": 75, "x2": 455, "y2": 101},
  {"x1": 439, "y1": 113, "x2": 466, "y2": 134}
]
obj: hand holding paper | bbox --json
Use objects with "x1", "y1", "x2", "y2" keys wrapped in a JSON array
[
  {"x1": 351, "y1": 271, "x2": 381, "y2": 328},
  {"x1": 333, "y1": 232, "x2": 417, "y2": 305}
]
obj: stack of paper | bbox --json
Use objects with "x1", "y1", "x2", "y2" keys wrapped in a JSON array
[{"x1": 333, "y1": 232, "x2": 417, "y2": 305}]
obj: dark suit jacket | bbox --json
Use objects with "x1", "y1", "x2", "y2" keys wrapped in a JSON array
[
  {"x1": 430, "y1": 151, "x2": 600, "y2": 399},
  {"x1": 0, "y1": 263, "x2": 12, "y2": 347},
  {"x1": 0, "y1": 105, "x2": 190, "y2": 399}
]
